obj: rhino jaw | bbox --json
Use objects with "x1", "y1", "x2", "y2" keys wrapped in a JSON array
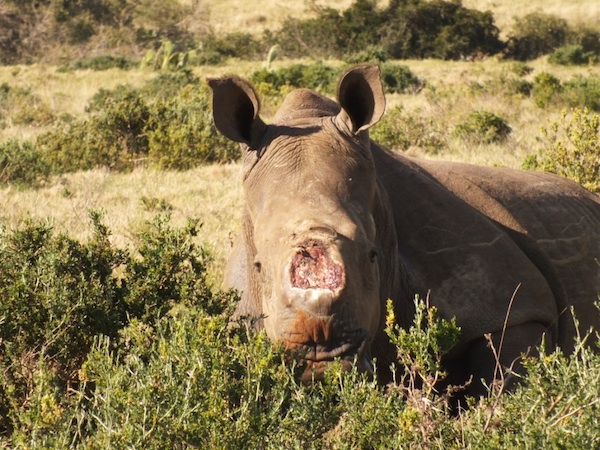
[
  {"x1": 297, "y1": 332, "x2": 373, "y2": 382},
  {"x1": 278, "y1": 309, "x2": 373, "y2": 382}
]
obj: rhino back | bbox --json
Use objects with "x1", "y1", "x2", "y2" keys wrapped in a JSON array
[
  {"x1": 419, "y1": 159, "x2": 600, "y2": 347},
  {"x1": 371, "y1": 144, "x2": 599, "y2": 352}
]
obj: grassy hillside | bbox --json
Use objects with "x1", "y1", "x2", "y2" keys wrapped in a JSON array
[
  {"x1": 1, "y1": 56, "x2": 600, "y2": 274},
  {"x1": 204, "y1": 0, "x2": 600, "y2": 35}
]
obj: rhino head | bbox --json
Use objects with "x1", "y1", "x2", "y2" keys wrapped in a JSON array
[{"x1": 209, "y1": 66, "x2": 404, "y2": 381}]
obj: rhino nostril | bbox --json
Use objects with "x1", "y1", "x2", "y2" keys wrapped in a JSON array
[{"x1": 290, "y1": 240, "x2": 344, "y2": 291}]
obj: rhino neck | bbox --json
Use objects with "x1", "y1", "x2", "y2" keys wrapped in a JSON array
[{"x1": 369, "y1": 175, "x2": 417, "y2": 378}]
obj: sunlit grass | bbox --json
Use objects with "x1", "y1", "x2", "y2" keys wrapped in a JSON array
[{"x1": 0, "y1": 164, "x2": 244, "y2": 285}]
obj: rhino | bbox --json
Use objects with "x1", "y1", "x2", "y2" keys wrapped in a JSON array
[{"x1": 208, "y1": 65, "x2": 600, "y2": 396}]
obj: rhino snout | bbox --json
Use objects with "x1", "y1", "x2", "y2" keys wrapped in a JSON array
[
  {"x1": 287, "y1": 240, "x2": 346, "y2": 316},
  {"x1": 290, "y1": 240, "x2": 345, "y2": 291}
]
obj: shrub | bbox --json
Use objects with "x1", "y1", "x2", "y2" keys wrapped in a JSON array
[
  {"x1": 200, "y1": 32, "x2": 264, "y2": 62},
  {"x1": 343, "y1": 46, "x2": 388, "y2": 64},
  {"x1": 250, "y1": 62, "x2": 339, "y2": 94},
  {"x1": 532, "y1": 72, "x2": 562, "y2": 108},
  {"x1": 371, "y1": 105, "x2": 446, "y2": 154},
  {"x1": 0, "y1": 213, "x2": 237, "y2": 439},
  {"x1": 57, "y1": 55, "x2": 138, "y2": 72},
  {"x1": 391, "y1": 0, "x2": 504, "y2": 60},
  {"x1": 2, "y1": 216, "x2": 600, "y2": 446},
  {"x1": 572, "y1": 26, "x2": 600, "y2": 61},
  {"x1": 0, "y1": 140, "x2": 48, "y2": 187},
  {"x1": 510, "y1": 62, "x2": 534, "y2": 76},
  {"x1": 37, "y1": 77, "x2": 238, "y2": 175},
  {"x1": 506, "y1": 78, "x2": 534, "y2": 97},
  {"x1": 0, "y1": 82, "x2": 54, "y2": 127},
  {"x1": 522, "y1": 108, "x2": 600, "y2": 193},
  {"x1": 141, "y1": 70, "x2": 200, "y2": 100},
  {"x1": 505, "y1": 13, "x2": 569, "y2": 60},
  {"x1": 531, "y1": 74, "x2": 600, "y2": 111},
  {"x1": 146, "y1": 84, "x2": 239, "y2": 169},
  {"x1": 563, "y1": 76, "x2": 600, "y2": 112},
  {"x1": 123, "y1": 214, "x2": 230, "y2": 323},
  {"x1": 0, "y1": 213, "x2": 128, "y2": 434},
  {"x1": 273, "y1": 0, "x2": 504, "y2": 60},
  {"x1": 454, "y1": 110, "x2": 512, "y2": 143},
  {"x1": 38, "y1": 88, "x2": 151, "y2": 173},
  {"x1": 548, "y1": 44, "x2": 594, "y2": 66},
  {"x1": 251, "y1": 62, "x2": 421, "y2": 98},
  {"x1": 380, "y1": 63, "x2": 423, "y2": 94}
]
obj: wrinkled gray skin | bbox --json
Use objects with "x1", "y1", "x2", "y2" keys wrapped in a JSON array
[{"x1": 209, "y1": 65, "x2": 600, "y2": 396}]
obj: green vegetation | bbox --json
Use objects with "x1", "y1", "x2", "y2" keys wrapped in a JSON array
[
  {"x1": 0, "y1": 73, "x2": 238, "y2": 183},
  {"x1": 250, "y1": 61, "x2": 422, "y2": 98},
  {"x1": 371, "y1": 105, "x2": 446, "y2": 154},
  {"x1": 274, "y1": 0, "x2": 505, "y2": 60},
  {"x1": 2, "y1": 1, "x2": 599, "y2": 66},
  {"x1": 454, "y1": 110, "x2": 512, "y2": 143},
  {"x1": 532, "y1": 73, "x2": 600, "y2": 111},
  {"x1": 522, "y1": 108, "x2": 600, "y2": 193},
  {"x1": 1, "y1": 216, "x2": 598, "y2": 447}
]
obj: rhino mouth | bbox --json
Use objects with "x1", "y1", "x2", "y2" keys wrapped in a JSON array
[{"x1": 288, "y1": 331, "x2": 372, "y2": 382}]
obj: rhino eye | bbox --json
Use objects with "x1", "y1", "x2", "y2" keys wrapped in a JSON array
[
  {"x1": 368, "y1": 249, "x2": 378, "y2": 263},
  {"x1": 254, "y1": 261, "x2": 262, "y2": 273}
]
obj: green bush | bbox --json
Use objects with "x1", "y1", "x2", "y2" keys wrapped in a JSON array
[
  {"x1": 532, "y1": 72, "x2": 562, "y2": 108},
  {"x1": 371, "y1": 105, "x2": 446, "y2": 154},
  {"x1": 0, "y1": 213, "x2": 235, "y2": 439},
  {"x1": 38, "y1": 88, "x2": 151, "y2": 173},
  {"x1": 0, "y1": 140, "x2": 48, "y2": 187},
  {"x1": 505, "y1": 13, "x2": 569, "y2": 60},
  {"x1": 506, "y1": 78, "x2": 534, "y2": 97},
  {"x1": 522, "y1": 108, "x2": 600, "y2": 193},
  {"x1": 548, "y1": 44, "x2": 594, "y2": 66},
  {"x1": 200, "y1": 32, "x2": 264, "y2": 62},
  {"x1": 454, "y1": 110, "x2": 512, "y2": 143},
  {"x1": 572, "y1": 26, "x2": 600, "y2": 61},
  {"x1": 250, "y1": 62, "x2": 339, "y2": 94},
  {"x1": 563, "y1": 76, "x2": 600, "y2": 112},
  {"x1": 146, "y1": 84, "x2": 239, "y2": 169},
  {"x1": 392, "y1": 0, "x2": 504, "y2": 60},
  {"x1": 140, "y1": 70, "x2": 200, "y2": 100},
  {"x1": 0, "y1": 82, "x2": 54, "y2": 127},
  {"x1": 273, "y1": 0, "x2": 504, "y2": 60},
  {"x1": 510, "y1": 62, "x2": 534, "y2": 76},
  {"x1": 1, "y1": 216, "x2": 600, "y2": 446},
  {"x1": 531, "y1": 73, "x2": 600, "y2": 111},
  {"x1": 380, "y1": 63, "x2": 423, "y2": 94},
  {"x1": 0, "y1": 213, "x2": 128, "y2": 435},
  {"x1": 35, "y1": 77, "x2": 238, "y2": 175},
  {"x1": 123, "y1": 214, "x2": 231, "y2": 323},
  {"x1": 251, "y1": 62, "x2": 421, "y2": 98},
  {"x1": 343, "y1": 46, "x2": 389, "y2": 64},
  {"x1": 57, "y1": 55, "x2": 138, "y2": 72}
]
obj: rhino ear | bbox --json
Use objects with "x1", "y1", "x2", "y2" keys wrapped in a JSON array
[
  {"x1": 336, "y1": 65, "x2": 386, "y2": 134},
  {"x1": 208, "y1": 76, "x2": 267, "y2": 150}
]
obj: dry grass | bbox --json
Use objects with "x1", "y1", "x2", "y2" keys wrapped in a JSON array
[
  {"x1": 462, "y1": 0, "x2": 600, "y2": 37},
  {"x1": 0, "y1": 164, "x2": 244, "y2": 285},
  {"x1": 202, "y1": 0, "x2": 600, "y2": 36},
  {"x1": 204, "y1": 0, "x2": 355, "y2": 35}
]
